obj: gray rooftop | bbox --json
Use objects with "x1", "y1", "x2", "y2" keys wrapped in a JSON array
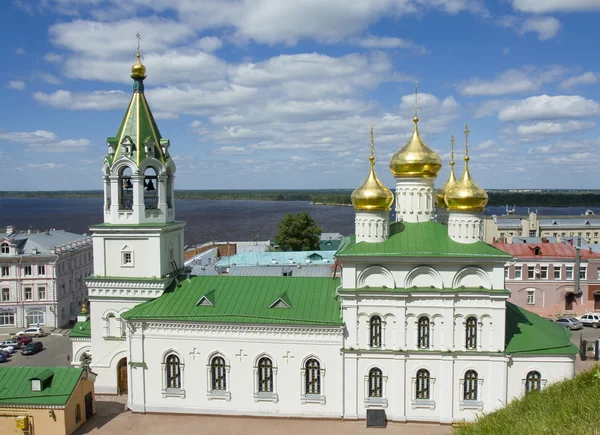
[
  {"x1": 226, "y1": 265, "x2": 333, "y2": 278},
  {"x1": 1, "y1": 230, "x2": 91, "y2": 256}
]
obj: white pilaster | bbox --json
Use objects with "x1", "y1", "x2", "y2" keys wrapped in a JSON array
[
  {"x1": 447, "y1": 210, "x2": 483, "y2": 244},
  {"x1": 394, "y1": 177, "x2": 435, "y2": 223},
  {"x1": 355, "y1": 211, "x2": 389, "y2": 243}
]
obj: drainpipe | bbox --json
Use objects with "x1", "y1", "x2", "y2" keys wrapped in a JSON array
[
  {"x1": 17, "y1": 256, "x2": 23, "y2": 329},
  {"x1": 51, "y1": 253, "x2": 59, "y2": 328},
  {"x1": 575, "y1": 238, "x2": 581, "y2": 302}
]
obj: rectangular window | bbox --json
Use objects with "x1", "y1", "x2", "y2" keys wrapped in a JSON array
[
  {"x1": 24, "y1": 287, "x2": 32, "y2": 301},
  {"x1": 529, "y1": 230, "x2": 536, "y2": 237},
  {"x1": 595, "y1": 232, "x2": 599, "y2": 238},
  {"x1": 580, "y1": 267, "x2": 587, "y2": 280},
  {"x1": 24, "y1": 265, "x2": 32, "y2": 276},
  {"x1": 528, "y1": 266, "x2": 535, "y2": 279},
  {"x1": 1, "y1": 266, "x2": 9, "y2": 277},
  {"x1": 37, "y1": 265, "x2": 45, "y2": 276},
  {"x1": 540, "y1": 266, "x2": 548, "y2": 279},
  {"x1": 500, "y1": 232, "x2": 505, "y2": 238},
  {"x1": 504, "y1": 267, "x2": 509, "y2": 279},
  {"x1": 527, "y1": 290, "x2": 535, "y2": 305},
  {"x1": 554, "y1": 266, "x2": 561, "y2": 280},
  {"x1": 566, "y1": 266, "x2": 574, "y2": 280},
  {"x1": 515, "y1": 266, "x2": 522, "y2": 279},
  {"x1": 1, "y1": 288, "x2": 9, "y2": 302},
  {"x1": 0, "y1": 312, "x2": 15, "y2": 326},
  {"x1": 597, "y1": 269, "x2": 600, "y2": 281},
  {"x1": 121, "y1": 251, "x2": 132, "y2": 266},
  {"x1": 38, "y1": 287, "x2": 46, "y2": 300}
]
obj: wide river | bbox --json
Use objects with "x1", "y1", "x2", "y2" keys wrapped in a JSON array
[{"x1": 0, "y1": 198, "x2": 597, "y2": 245}]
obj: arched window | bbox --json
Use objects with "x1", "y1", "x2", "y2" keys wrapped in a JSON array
[
  {"x1": 119, "y1": 166, "x2": 133, "y2": 210},
  {"x1": 525, "y1": 371, "x2": 541, "y2": 393},
  {"x1": 258, "y1": 357, "x2": 273, "y2": 393},
  {"x1": 143, "y1": 167, "x2": 158, "y2": 210},
  {"x1": 1, "y1": 243, "x2": 9, "y2": 254},
  {"x1": 370, "y1": 316, "x2": 382, "y2": 348},
  {"x1": 417, "y1": 316, "x2": 430, "y2": 349},
  {"x1": 305, "y1": 359, "x2": 321, "y2": 395},
  {"x1": 465, "y1": 316, "x2": 478, "y2": 349},
  {"x1": 463, "y1": 370, "x2": 478, "y2": 401},
  {"x1": 166, "y1": 354, "x2": 181, "y2": 389},
  {"x1": 211, "y1": 356, "x2": 226, "y2": 391},
  {"x1": 368, "y1": 367, "x2": 383, "y2": 398},
  {"x1": 416, "y1": 369, "x2": 430, "y2": 400}
]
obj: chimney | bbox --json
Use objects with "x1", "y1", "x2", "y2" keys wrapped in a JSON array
[{"x1": 6, "y1": 225, "x2": 14, "y2": 235}]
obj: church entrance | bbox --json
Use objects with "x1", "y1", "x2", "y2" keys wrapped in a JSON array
[
  {"x1": 117, "y1": 358, "x2": 128, "y2": 395},
  {"x1": 565, "y1": 292, "x2": 575, "y2": 311}
]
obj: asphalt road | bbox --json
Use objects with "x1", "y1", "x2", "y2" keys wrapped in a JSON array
[{"x1": 0, "y1": 334, "x2": 73, "y2": 367}]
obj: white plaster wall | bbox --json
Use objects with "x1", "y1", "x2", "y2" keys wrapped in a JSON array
[
  {"x1": 448, "y1": 212, "x2": 484, "y2": 244},
  {"x1": 394, "y1": 178, "x2": 435, "y2": 223},
  {"x1": 128, "y1": 323, "x2": 345, "y2": 418},
  {"x1": 355, "y1": 211, "x2": 389, "y2": 243},
  {"x1": 506, "y1": 355, "x2": 575, "y2": 402}
]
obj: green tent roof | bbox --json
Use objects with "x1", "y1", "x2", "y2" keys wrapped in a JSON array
[
  {"x1": 69, "y1": 319, "x2": 91, "y2": 338},
  {"x1": 122, "y1": 276, "x2": 342, "y2": 326},
  {"x1": 505, "y1": 302, "x2": 578, "y2": 355},
  {"x1": 336, "y1": 220, "x2": 512, "y2": 258},
  {"x1": 0, "y1": 367, "x2": 84, "y2": 407}
]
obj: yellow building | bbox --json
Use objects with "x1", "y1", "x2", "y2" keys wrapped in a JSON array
[{"x1": 0, "y1": 367, "x2": 96, "y2": 435}]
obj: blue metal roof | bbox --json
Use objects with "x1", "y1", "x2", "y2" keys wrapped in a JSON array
[{"x1": 216, "y1": 250, "x2": 335, "y2": 268}]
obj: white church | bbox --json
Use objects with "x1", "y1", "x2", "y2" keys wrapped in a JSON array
[{"x1": 70, "y1": 54, "x2": 576, "y2": 424}]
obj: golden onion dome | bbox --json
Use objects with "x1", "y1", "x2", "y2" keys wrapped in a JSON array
[
  {"x1": 389, "y1": 116, "x2": 442, "y2": 178},
  {"x1": 444, "y1": 125, "x2": 488, "y2": 212},
  {"x1": 131, "y1": 53, "x2": 147, "y2": 79},
  {"x1": 352, "y1": 126, "x2": 394, "y2": 211},
  {"x1": 436, "y1": 135, "x2": 457, "y2": 209}
]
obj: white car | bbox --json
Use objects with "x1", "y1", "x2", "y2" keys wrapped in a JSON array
[
  {"x1": 0, "y1": 344, "x2": 15, "y2": 354},
  {"x1": 15, "y1": 327, "x2": 45, "y2": 338},
  {"x1": 579, "y1": 312, "x2": 600, "y2": 328}
]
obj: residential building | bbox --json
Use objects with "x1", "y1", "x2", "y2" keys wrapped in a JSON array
[
  {"x1": 320, "y1": 233, "x2": 345, "y2": 251},
  {"x1": 70, "y1": 57, "x2": 575, "y2": 425},
  {"x1": 493, "y1": 241, "x2": 600, "y2": 316},
  {"x1": 0, "y1": 366, "x2": 95, "y2": 435},
  {"x1": 0, "y1": 227, "x2": 93, "y2": 329},
  {"x1": 484, "y1": 210, "x2": 600, "y2": 244}
]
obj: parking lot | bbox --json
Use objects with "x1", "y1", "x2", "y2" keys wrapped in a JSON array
[{"x1": 0, "y1": 333, "x2": 73, "y2": 367}]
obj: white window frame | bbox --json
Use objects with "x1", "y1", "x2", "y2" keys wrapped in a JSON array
[
  {"x1": 458, "y1": 372, "x2": 484, "y2": 411},
  {"x1": 597, "y1": 269, "x2": 600, "y2": 281},
  {"x1": 24, "y1": 265, "x2": 32, "y2": 276},
  {"x1": 1, "y1": 288, "x2": 9, "y2": 302},
  {"x1": 521, "y1": 371, "x2": 547, "y2": 395},
  {"x1": 526, "y1": 289, "x2": 535, "y2": 305},
  {"x1": 1, "y1": 266, "x2": 9, "y2": 277},
  {"x1": 527, "y1": 266, "x2": 535, "y2": 279},
  {"x1": 554, "y1": 266, "x2": 561, "y2": 280},
  {"x1": 301, "y1": 357, "x2": 326, "y2": 405},
  {"x1": 24, "y1": 287, "x2": 32, "y2": 301},
  {"x1": 566, "y1": 266, "x2": 574, "y2": 280},
  {"x1": 253, "y1": 356, "x2": 279, "y2": 403},
  {"x1": 515, "y1": 266, "x2": 522, "y2": 280},
  {"x1": 206, "y1": 354, "x2": 231, "y2": 401},
  {"x1": 0, "y1": 312, "x2": 15, "y2": 326},
  {"x1": 363, "y1": 368, "x2": 388, "y2": 409},
  {"x1": 37, "y1": 265, "x2": 45, "y2": 276},
  {"x1": 161, "y1": 352, "x2": 186, "y2": 398},
  {"x1": 0, "y1": 243, "x2": 9, "y2": 254},
  {"x1": 411, "y1": 370, "x2": 436, "y2": 410},
  {"x1": 121, "y1": 249, "x2": 134, "y2": 268},
  {"x1": 504, "y1": 267, "x2": 509, "y2": 279},
  {"x1": 37, "y1": 287, "x2": 46, "y2": 301},
  {"x1": 580, "y1": 267, "x2": 587, "y2": 280},
  {"x1": 540, "y1": 266, "x2": 548, "y2": 279}
]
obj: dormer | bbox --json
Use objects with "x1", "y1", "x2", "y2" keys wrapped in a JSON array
[
  {"x1": 160, "y1": 139, "x2": 170, "y2": 157},
  {"x1": 0, "y1": 241, "x2": 10, "y2": 255},
  {"x1": 107, "y1": 138, "x2": 117, "y2": 156},
  {"x1": 531, "y1": 245, "x2": 541, "y2": 256},
  {"x1": 144, "y1": 137, "x2": 156, "y2": 156},
  {"x1": 121, "y1": 136, "x2": 135, "y2": 158},
  {"x1": 29, "y1": 369, "x2": 54, "y2": 392}
]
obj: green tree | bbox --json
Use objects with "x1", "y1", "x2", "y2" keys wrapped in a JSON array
[{"x1": 275, "y1": 212, "x2": 322, "y2": 251}]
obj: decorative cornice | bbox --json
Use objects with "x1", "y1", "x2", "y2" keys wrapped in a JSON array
[{"x1": 87, "y1": 278, "x2": 171, "y2": 299}]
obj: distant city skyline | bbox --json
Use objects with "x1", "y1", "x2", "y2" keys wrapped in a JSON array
[{"x1": 1, "y1": 1, "x2": 600, "y2": 191}]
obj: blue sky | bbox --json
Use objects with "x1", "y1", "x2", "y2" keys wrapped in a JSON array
[{"x1": 1, "y1": 0, "x2": 600, "y2": 191}]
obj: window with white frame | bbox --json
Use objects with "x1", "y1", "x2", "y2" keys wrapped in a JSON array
[
  {"x1": 504, "y1": 267, "x2": 509, "y2": 279},
  {"x1": 526, "y1": 289, "x2": 535, "y2": 305},
  {"x1": 554, "y1": 266, "x2": 561, "y2": 280},
  {"x1": 370, "y1": 316, "x2": 382, "y2": 348},
  {"x1": 1, "y1": 288, "x2": 9, "y2": 302},
  {"x1": 515, "y1": 266, "x2": 522, "y2": 279},
  {"x1": 160, "y1": 351, "x2": 185, "y2": 398},
  {"x1": 527, "y1": 266, "x2": 535, "y2": 279},
  {"x1": 580, "y1": 267, "x2": 587, "y2": 280},
  {"x1": 465, "y1": 317, "x2": 478, "y2": 350},
  {"x1": 166, "y1": 354, "x2": 181, "y2": 388},
  {"x1": 597, "y1": 269, "x2": 600, "y2": 281},
  {"x1": 525, "y1": 371, "x2": 542, "y2": 393},
  {"x1": 566, "y1": 266, "x2": 574, "y2": 280},
  {"x1": 24, "y1": 287, "x2": 32, "y2": 301},
  {"x1": 121, "y1": 249, "x2": 133, "y2": 267},
  {"x1": 301, "y1": 358, "x2": 325, "y2": 404},
  {"x1": 254, "y1": 356, "x2": 278, "y2": 402},
  {"x1": 463, "y1": 370, "x2": 479, "y2": 401},
  {"x1": 417, "y1": 316, "x2": 430, "y2": 349},
  {"x1": 38, "y1": 287, "x2": 46, "y2": 300},
  {"x1": 105, "y1": 313, "x2": 122, "y2": 338},
  {"x1": 411, "y1": 368, "x2": 436, "y2": 409},
  {"x1": 1, "y1": 266, "x2": 9, "y2": 277},
  {"x1": 206, "y1": 356, "x2": 230, "y2": 400},
  {"x1": 364, "y1": 366, "x2": 388, "y2": 407},
  {"x1": 24, "y1": 265, "x2": 31, "y2": 276},
  {"x1": 37, "y1": 265, "x2": 45, "y2": 276},
  {"x1": 540, "y1": 266, "x2": 548, "y2": 279},
  {"x1": 0, "y1": 312, "x2": 15, "y2": 326},
  {"x1": 368, "y1": 367, "x2": 383, "y2": 398},
  {"x1": 26, "y1": 310, "x2": 44, "y2": 326},
  {"x1": 0, "y1": 243, "x2": 8, "y2": 254}
]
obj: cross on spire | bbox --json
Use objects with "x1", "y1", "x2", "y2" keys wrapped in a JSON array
[
  {"x1": 136, "y1": 31, "x2": 141, "y2": 55},
  {"x1": 464, "y1": 124, "x2": 470, "y2": 161},
  {"x1": 414, "y1": 80, "x2": 419, "y2": 119},
  {"x1": 450, "y1": 134, "x2": 455, "y2": 165},
  {"x1": 370, "y1": 124, "x2": 375, "y2": 164}
]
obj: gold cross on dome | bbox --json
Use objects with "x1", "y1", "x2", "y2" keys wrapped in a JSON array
[
  {"x1": 136, "y1": 31, "x2": 141, "y2": 55},
  {"x1": 464, "y1": 124, "x2": 470, "y2": 156},
  {"x1": 450, "y1": 134, "x2": 455, "y2": 163}
]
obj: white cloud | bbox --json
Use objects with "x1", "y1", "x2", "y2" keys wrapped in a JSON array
[
  {"x1": 214, "y1": 146, "x2": 254, "y2": 155},
  {"x1": 520, "y1": 16, "x2": 561, "y2": 40},
  {"x1": 0, "y1": 129, "x2": 90, "y2": 152},
  {"x1": 559, "y1": 72, "x2": 599, "y2": 89},
  {"x1": 44, "y1": 52, "x2": 64, "y2": 63},
  {"x1": 498, "y1": 95, "x2": 600, "y2": 121},
  {"x1": 517, "y1": 120, "x2": 596, "y2": 137},
  {"x1": 476, "y1": 140, "x2": 496, "y2": 150},
  {"x1": 7, "y1": 80, "x2": 25, "y2": 90},
  {"x1": 458, "y1": 66, "x2": 566, "y2": 96},
  {"x1": 195, "y1": 36, "x2": 222, "y2": 52},
  {"x1": 15, "y1": 48, "x2": 25, "y2": 55},
  {"x1": 353, "y1": 35, "x2": 427, "y2": 53},
  {"x1": 40, "y1": 73, "x2": 61, "y2": 85},
  {"x1": 33, "y1": 90, "x2": 129, "y2": 110},
  {"x1": 513, "y1": 0, "x2": 600, "y2": 13},
  {"x1": 24, "y1": 163, "x2": 67, "y2": 169}
]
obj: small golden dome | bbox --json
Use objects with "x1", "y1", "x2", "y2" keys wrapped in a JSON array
[
  {"x1": 444, "y1": 125, "x2": 488, "y2": 212},
  {"x1": 436, "y1": 135, "x2": 457, "y2": 209},
  {"x1": 389, "y1": 117, "x2": 442, "y2": 178},
  {"x1": 352, "y1": 126, "x2": 394, "y2": 211},
  {"x1": 131, "y1": 53, "x2": 146, "y2": 79}
]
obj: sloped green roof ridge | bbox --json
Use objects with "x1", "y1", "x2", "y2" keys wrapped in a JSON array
[
  {"x1": 505, "y1": 302, "x2": 577, "y2": 355},
  {"x1": 336, "y1": 221, "x2": 512, "y2": 258},
  {"x1": 70, "y1": 319, "x2": 91, "y2": 338},
  {"x1": 0, "y1": 367, "x2": 84, "y2": 406},
  {"x1": 122, "y1": 276, "x2": 342, "y2": 326}
]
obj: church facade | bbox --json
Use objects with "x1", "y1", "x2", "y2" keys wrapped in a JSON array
[{"x1": 71, "y1": 56, "x2": 576, "y2": 423}]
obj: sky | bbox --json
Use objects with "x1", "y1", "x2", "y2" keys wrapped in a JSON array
[{"x1": 1, "y1": 0, "x2": 600, "y2": 191}]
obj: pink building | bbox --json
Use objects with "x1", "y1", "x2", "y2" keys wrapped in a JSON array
[{"x1": 493, "y1": 241, "x2": 600, "y2": 317}]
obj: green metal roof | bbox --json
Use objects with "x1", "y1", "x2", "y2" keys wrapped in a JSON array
[
  {"x1": 69, "y1": 319, "x2": 91, "y2": 338},
  {"x1": 336, "y1": 221, "x2": 512, "y2": 258},
  {"x1": 122, "y1": 276, "x2": 342, "y2": 326},
  {"x1": 505, "y1": 302, "x2": 578, "y2": 355},
  {"x1": 0, "y1": 367, "x2": 84, "y2": 407}
]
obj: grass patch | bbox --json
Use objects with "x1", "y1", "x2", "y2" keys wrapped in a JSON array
[{"x1": 453, "y1": 366, "x2": 600, "y2": 435}]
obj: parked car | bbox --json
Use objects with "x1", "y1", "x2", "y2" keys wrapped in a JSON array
[
  {"x1": 580, "y1": 312, "x2": 600, "y2": 328},
  {"x1": 15, "y1": 327, "x2": 45, "y2": 338},
  {"x1": 15, "y1": 336, "x2": 32, "y2": 346},
  {"x1": 555, "y1": 317, "x2": 584, "y2": 330},
  {"x1": 0, "y1": 353, "x2": 7, "y2": 363},
  {"x1": 3, "y1": 340, "x2": 21, "y2": 349},
  {"x1": 21, "y1": 341, "x2": 43, "y2": 355},
  {"x1": 0, "y1": 345, "x2": 15, "y2": 354},
  {"x1": 0, "y1": 349, "x2": 10, "y2": 357}
]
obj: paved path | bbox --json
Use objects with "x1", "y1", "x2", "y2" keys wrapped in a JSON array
[{"x1": 75, "y1": 396, "x2": 452, "y2": 435}]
